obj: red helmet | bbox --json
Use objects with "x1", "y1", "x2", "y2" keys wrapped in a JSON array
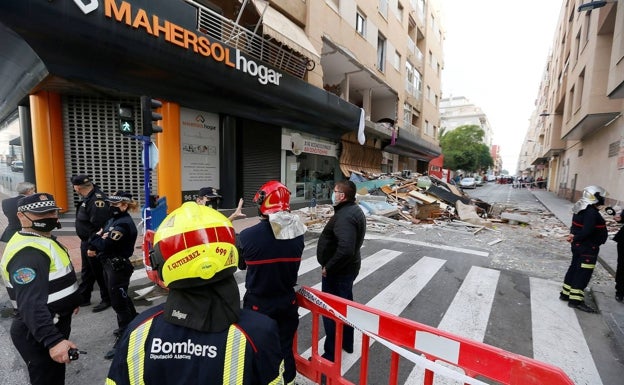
[{"x1": 253, "y1": 180, "x2": 290, "y2": 215}]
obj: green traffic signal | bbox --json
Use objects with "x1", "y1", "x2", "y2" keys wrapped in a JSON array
[{"x1": 118, "y1": 104, "x2": 135, "y2": 135}]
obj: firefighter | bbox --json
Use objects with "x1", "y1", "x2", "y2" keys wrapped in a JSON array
[
  {"x1": 0, "y1": 193, "x2": 83, "y2": 385},
  {"x1": 87, "y1": 191, "x2": 139, "y2": 360},
  {"x1": 237, "y1": 181, "x2": 306, "y2": 385},
  {"x1": 561, "y1": 185, "x2": 609, "y2": 313},
  {"x1": 106, "y1": 202, "x2": 285, "y2": 385}
]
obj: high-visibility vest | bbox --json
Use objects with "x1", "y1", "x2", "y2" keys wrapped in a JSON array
[{"x1": 1, "y1": 233, "x2": 78, "y2": 308}]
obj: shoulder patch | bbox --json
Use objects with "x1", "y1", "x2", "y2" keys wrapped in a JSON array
[
  {"x1": 95, "y1": 193, "x2": 103, "y2": 198},
  {"x1": 13, "y1": 268, "x2": 36, "y2": 284},
  {"x1": 95, "y1": 200, "x2": 105, "y2": 208},
  {"x1": 110, "y1": 230, "x2": 123, "y2": 241}
]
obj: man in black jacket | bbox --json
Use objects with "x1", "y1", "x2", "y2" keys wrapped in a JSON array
[
  {"x1": 561, "y1": 185, "x2": 609, "y2": 313},
  {"x1": 72, "y1": 174, "x2": 111, "y2": 312},
  {"x1": 316, "y1": 180, "x2": 366, "y2": 361},
  {"x1": 1, "y1": 181, "x2": 35, "y2": 242}
]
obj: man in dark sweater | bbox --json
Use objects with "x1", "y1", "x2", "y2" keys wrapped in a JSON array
[{"x1": 316, "y1": 180, "x2": 366, "y2": 361}]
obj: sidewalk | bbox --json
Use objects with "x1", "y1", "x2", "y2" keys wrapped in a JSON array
[{"x1": 531, "y1": 189, "x2": 624, "y2": 357}]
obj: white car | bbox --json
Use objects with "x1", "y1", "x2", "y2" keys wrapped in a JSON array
[{"x1": 459, "y1": 177, "x2": 477, "y2": 189}]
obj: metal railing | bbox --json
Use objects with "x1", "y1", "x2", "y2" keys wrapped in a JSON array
[{"x1": 187, "y1": 0, "x2": 311, "y2": 79}]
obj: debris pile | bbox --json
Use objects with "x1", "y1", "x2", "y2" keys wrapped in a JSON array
[{"x1": 293, "y1": 171, "x2": 570, "y2": 242}]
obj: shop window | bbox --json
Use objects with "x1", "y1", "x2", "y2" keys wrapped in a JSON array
[{"x1": 285, "y1": 152, "x2": 340, "y2": 203}]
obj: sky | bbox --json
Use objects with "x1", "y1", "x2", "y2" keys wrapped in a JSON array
[{"x1": 436, "y1": 0, "x2": 563, "y2": 174}]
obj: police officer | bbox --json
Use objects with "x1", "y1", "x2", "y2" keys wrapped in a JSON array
[
  {"x1": 0, "y1": 193, "x2": 83, "y2": 385},
  {"x1": 72, "y1": 174, "x2": 111, "y2": 312},
  {"x1": 88, "y1": 191, "x2": 138, "y2": 359},
  {"x1": 196, "y1": 186, "x2": 246, "y2": 221},
  {"x1": 561, "y1": 185, "x2": 609, "y2": 313},
  {"x1": 237, "y1": 181, "x2": 305, "y2": 385},
  {"x1": 106, "y1": 202, "x2": 285, "y2": 384},
  {"x1": 1, "y1": 181, "x2": 36, "y2": 242}
]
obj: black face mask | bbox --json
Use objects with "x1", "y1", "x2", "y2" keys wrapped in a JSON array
[
  {"x1": 110, "y1": 206, "x2": 123, "y2": 217},
  {"x1": 205, "y1": 200, "x2": 218, "y2": 209},
  {"x1": 24, "y1": 215, "x2": 61, "y2": 232}
]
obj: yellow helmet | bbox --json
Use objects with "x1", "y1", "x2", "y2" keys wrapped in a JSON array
[{"x1": 151, "y1": 202, "x2": 238, "y2": 288}]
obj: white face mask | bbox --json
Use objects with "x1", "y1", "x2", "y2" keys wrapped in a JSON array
[{"x1": 331, "y1": 192, "x2": 337, "y2": 206}]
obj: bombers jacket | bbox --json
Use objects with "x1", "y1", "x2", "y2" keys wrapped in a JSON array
[
  {"x1": 570, "y1": 205, "x2": 608, "y2": 247},
  {"x1": 106, "y1": 305, "x2": 285, "y2": 385},
  {"x1": 237, "y1": 219, "x2": 303, "y2": 298},
  {"x1": 317, "y1": 200, "x2": 366, "y2": 276}
]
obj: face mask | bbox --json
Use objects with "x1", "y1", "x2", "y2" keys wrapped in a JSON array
[
  {"x1": 331, "y1": 192, "x2": 337, "y2": 206},
  {"x1": 110, "y1": 206, "x2": 123, "y2": 217},
  {"x1": 205, "y1": 200, "x2": 218, "y2": 209},
  {"x1": 25, "y1": 215, "x2": 61, "y2": 232}
]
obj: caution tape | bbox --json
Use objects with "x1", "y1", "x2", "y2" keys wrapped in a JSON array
[{"x1": 297, "y1": 286, "x2": 489, "y2": 385}]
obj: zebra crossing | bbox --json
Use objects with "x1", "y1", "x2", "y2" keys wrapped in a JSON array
[{"x1": 128, "y1": 237, "x2": 605, "y2": 385}]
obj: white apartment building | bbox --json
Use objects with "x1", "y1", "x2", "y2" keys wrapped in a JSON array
[
  {"x1": 521, "y1": 0, "x2": 623, "y2": 204},
  {"x1": 439, "y1": 96, "x2": 494, "y2": 146}
]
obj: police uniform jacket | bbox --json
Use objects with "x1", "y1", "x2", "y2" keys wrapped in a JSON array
[
  {"x1": 75, "y1": 186, "x2": 110, "y2": 241},
  {"x1": 89, "y1": 212, "x2": 138, "y2": 260},
  {"x1": 570, "y1": 205, "x2": 608, "y2": 247},
  {"x1": 106, "y1": 305, "x2": 285, "y2": 385},
  {"x1": 237, "y1": 220, "x2": 303, "y2": 298},
  {"x1": 317, "y1": 200, "x2": 366, "y2": 276},
  {"x1": 0, "y1": 233, "x2": 81, "y2": 349}
]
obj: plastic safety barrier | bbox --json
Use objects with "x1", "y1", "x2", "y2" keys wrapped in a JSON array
[{"x1": 294, "y1": 286, "x2": 574, "y2": 385}]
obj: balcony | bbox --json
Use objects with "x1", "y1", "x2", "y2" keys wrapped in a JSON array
[
  {"x1": 195, "y1": 2, "x2": 313, "y2": 79},
  {"x1": 407, "y1": 38, "x2": 424, "y2": 70}
]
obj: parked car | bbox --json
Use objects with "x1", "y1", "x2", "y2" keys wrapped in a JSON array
[
  {"x1": 10, "y1": 160, "x2": 23, "y2": 172},
  {"x1": 459, "y1": 177, "x2": 477, "y2": 189},
  {"x1": 474, "y1": 176, "x2": 484, "y2": 186}
]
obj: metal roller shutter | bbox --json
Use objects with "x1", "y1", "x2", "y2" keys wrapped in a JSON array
[
  {"x1": 241, "y1": 121, "x2": 281, "y2": 205},
  {"x1": 63, "y1": 95, "x2": 155, "y2": 210}
]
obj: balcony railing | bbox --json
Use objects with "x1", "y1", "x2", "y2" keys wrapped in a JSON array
[
  {"x1": 407, "y1": 38, "x2": 424, "y2": 67},
  {"x1": 191, "y1": 1, "x2": 311, "y2": 79}
]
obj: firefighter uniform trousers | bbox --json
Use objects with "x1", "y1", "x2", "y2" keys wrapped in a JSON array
[{"x1": 563, "y1": 243, "x2": 599, "y2": 304}]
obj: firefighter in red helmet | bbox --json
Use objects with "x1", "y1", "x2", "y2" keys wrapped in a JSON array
[
  {"x1": 237, "y1": 181, "x2": 306, "y2": 385},
  {"x1": 106, "y1": 202, "x2": 285, "y2": 385}
]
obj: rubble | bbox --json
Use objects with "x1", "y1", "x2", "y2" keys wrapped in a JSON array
[{"x1": 292, "y1": 171, "x2": 572, "y2": 243}]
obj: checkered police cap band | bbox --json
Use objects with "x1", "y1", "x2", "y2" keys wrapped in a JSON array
[
  {"x1": 17, "y1": 194, "x2": 61, "y2": 213},
  {"x1": 106, "y1": 195, "x2": 132, "y2": 203}
]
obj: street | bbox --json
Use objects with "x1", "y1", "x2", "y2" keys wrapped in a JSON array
[{"x1": 1, "y1": 182, "x2": 623, "y2": 384}]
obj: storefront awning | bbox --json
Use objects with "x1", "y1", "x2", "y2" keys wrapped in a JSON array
[
  {"x1": 250, "y1": 0, "x2": 320, "y2": 63},
  {"x1": 9, "y1": 136, "x2": 21, "y2": 146},
  {"x1": 383, "y1": 128, "x2": 441, "y2": 161}
]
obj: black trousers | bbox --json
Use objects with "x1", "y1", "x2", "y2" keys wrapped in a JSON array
[
  {"x1": 11, "y1": 315, "x2": 71, "y2": 385},
  {"x1": 77, "y1": 240, "x2": 109, "y2": 303},
  {"x1": 615, "y1": 241, "x2": 624, "y2": 297},
  {"x1": 102, "y1": 258, "x2": 137, "y2": 329},
  {"x1": 243, "y1": 292, "x2": 299, "y2": 384}
]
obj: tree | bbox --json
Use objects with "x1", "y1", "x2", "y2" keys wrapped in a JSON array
[{"x1": 439, "y1": 125, "x2": 494, "y2": 173}]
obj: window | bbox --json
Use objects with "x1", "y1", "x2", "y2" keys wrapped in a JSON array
[
  {"x1": 396, "y1": 2, "x2": 404, "y2": 22},
  {"x1": 393, "y1": 50, "x2": 401, "y2": 70},
  {"x1": 379, "y1": 0, "x2": 388, "y2": 19},
  {"x1": 377, "y1": 33, "x2": 386, "y2": 72},
  {"x1": 356, "y1": 10, "x2": 366, "y2": 36},
  {"x1": 608, "y1": 141, "x2": 620, "y2": 157}
]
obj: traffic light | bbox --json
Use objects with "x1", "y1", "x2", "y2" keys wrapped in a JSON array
[
  {"x1": 118, "y1": 104, "x2": 135, "y2": 135},
  {"x1": 141, "y1": 96, "x2": 163, "y2": 136}
]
